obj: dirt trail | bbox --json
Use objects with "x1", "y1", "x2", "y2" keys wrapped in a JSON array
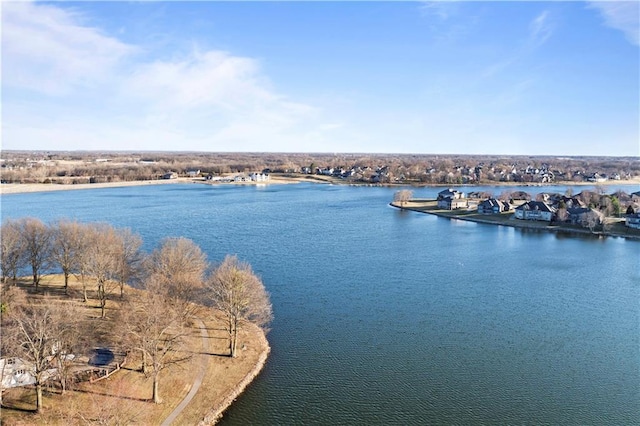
[{"x1": 161, "y1": 318, "x2": 209, "y2": 426}]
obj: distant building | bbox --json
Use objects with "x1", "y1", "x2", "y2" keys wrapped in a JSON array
[
  {"x1": 437, "y1": 188, "x2": 464, "y2": 200},
  {"x1": 477, "y1": 198, "x2": 509, "y2": 214},
  {"x1": 566, "y1": 207, "x2": 596, "y2": 225},
  {"x1": 438, "y1": 197, "x2": 468, "y2": 210},
  {"x1": 514, "y1": 201, "x2": 556, "y2": 221},
  {"x1": 625, "y1": 212, "x2": 640, "y2": 229},
  {"x1": 249, "y1": 172, "x2": 270, "y2": 182}
]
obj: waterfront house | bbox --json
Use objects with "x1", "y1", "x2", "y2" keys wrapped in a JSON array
[
  {"x1": 438, "y1": 188, "x2": 464, "y2": 200},
  {"x1": 249, "y1": 172, "x2": 270, "y2": 182},
  {"x1": 162, "y1": 172, "x2": 177, "y2": 180},
  {"x1": 438, "y1": 197, "x2": 468, "y2": 210},
  {"x1": 477, "y1": 198, "x2": 509, "y2": 214},
  {"x1": 187, "y1": 169, "x2": 201, "y2": 178},
  {"x1": 566, "y1": 207, "x2": 596, "y2": 225},
  {"x1": 625, "y1": 212, "x2": 640, "y2": 229},
  {"x1": 514, "y1": 201, "x2": 556, "y2": 221}
]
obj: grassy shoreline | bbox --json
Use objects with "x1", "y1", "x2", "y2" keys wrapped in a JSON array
[{"x1": 390, "y1": 199, "x2": 640, "y2": 240}]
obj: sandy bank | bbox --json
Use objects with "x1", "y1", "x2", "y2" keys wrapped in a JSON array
[
  {"x1": 0, "y1": 175, "x2": 307, "y2": 195},
  {"x1": 0, "y1": 178, "x2": 187, "y2": 195}
]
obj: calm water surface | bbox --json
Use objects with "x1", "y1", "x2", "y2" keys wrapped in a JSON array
[{"x1": 2, "y1": 183, "x2": 639, "y2": 424}]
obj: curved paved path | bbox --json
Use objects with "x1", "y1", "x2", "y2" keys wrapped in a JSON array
[{"x1": 161, "y1": 317, "x2": 209, "y2": 426}]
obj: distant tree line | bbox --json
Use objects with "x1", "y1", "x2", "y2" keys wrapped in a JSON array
[
  {"x1": 0, "y1": 218, "x2": 272, "y2": 410},
  {"x1": 2, "y1": 151, "x2": 639, "y2": 185}
]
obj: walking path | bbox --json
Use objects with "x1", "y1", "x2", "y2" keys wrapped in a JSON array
[{"x1": 161, "y1": 318, "x2": 209, "y2": 426}]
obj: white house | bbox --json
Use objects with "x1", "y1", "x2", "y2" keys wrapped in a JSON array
[
  {"x1": 437, "y1": 188, "x2": 464, "y2": 200},
  {"x1": 514, "y1": 201, "x2": 556, "y2": 221},
  {"x1": 249, "y1": 173, "x2": 270, "y2": 182},
  {"x1": 625, "y1": 212, "x2": 640, "y2": 229},
  {"x1": 0, "y1": 357, "x2": 56, "y2": 389}
]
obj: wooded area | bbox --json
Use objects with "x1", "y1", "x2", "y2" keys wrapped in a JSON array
[{"x1": 2, "y1": 151, "x2": 638, "y2": 185}]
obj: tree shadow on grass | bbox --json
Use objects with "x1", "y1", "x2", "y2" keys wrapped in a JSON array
[{"x1": 71, "y1": 387, "x2": 149, "y2": 403}]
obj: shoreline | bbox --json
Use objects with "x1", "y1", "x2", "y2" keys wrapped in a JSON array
[
  {"x1": 0, "y1": 175, "x2": 304, "y2": 195},
  {"x1": 390, "y1": 201, "x2": 640, "y2": 241},
  {"x1": 199, "y1": 325, "x2": 271, "y2": 425},
  {"x1": 2, "y1": 175, "x2": 638, "y2": 196}
]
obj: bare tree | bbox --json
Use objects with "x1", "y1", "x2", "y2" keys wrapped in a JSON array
[
  {"x1": 1, "y1": 296, "x2": 78, "y2": 412},
  {"x1": 72, "y1": 223, "x2": 94, "y2": 303},
  {"x1": 0, "y1": 219, "x2": 25, "y2": 284},
  {"x1": 206, "y1": 255, "x2": 272, "y2": 358},
  {"x1": 581, "y1": 210, "x2": 602, "y2": 232},
  {"x1": 146, "y1": 237, "x2": 207, "y2": 318},
  {"x1": 556, "y1": 208, "x2": 569, "y2": 223},
  {"x1": 51, "y1": 220, "x2": 84, "y2": 295},
  {"x1": 121, "y1": 278, "x2": 188, "y2": 404},
  {"x1": 113, "y1": 228, "x2": 143, "y2": 298},
  {"x1": 393, "y1": 189, "x2": 413, "y2": 207},
  {"x1": 85, "y1": 224, "x2": 120, "y2": 318},
  {"x1": 497, "y1": 190, "x2": 512, "y2": 203},
  {"x1": 19, "y1": 218, "x2": 52, "y2": 290}
]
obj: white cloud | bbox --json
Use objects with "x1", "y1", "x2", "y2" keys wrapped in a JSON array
[
  {"x1": 2, "y1": 1, "x2": 135, "y2": 95},
  {"x1": 529, "y1": 10, "x2": 553, "y2": 47},
  {"x1": 1, "y1": 1, "x2": 334, "y2": 152},
  {"x1": 588, "y1": 1, "x2": 640, "y2": 46},
  {"x1": 419, "y1": 1, "x2": 458, "y2": 21}
]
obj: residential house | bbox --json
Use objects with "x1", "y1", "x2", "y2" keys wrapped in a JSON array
[
  {"x1": 162, "y1": 172, "x2": 177, "y2": 180},
  {"x1": 625, "y1": 212, "x2": 640, "y2": 229},
  {"x1": 0, "y1": 357, "x2": 55, "y2": 389},
  {"x1": 565, "y1": 207, "x2": 596, "y2": 225},
  {"x1": 514, "y1": 201, "x2": 556, "y2": 221},
  {"x1": 187, "y1": 169, "x2": 201, "y2": 178},
  {"x1": 438, "y1": 197, "x2": 468, "y2": 210},
  {"x1": 249, "y1": 172, "x2": 270, "y2": 182},
  {"x1": 437, "y1": 188, "x2": 464, "y2": 200},
  {"x1": 477, "y1": 198, "x2": 509, "y2": 214}
]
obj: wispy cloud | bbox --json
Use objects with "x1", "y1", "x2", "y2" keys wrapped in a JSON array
[
  {"x1": 588, "y1": 1, "x2": 640, "y2": 46},
  {"x1": 2, "y1": 1, "x2": 332, "y2": 151},
  {"x1": 419, "y1": 1, "x2": 459, "y2": 21},
  {"x1": 2, "y1": 1, "x2": 135, "y2": 95},
  {"x1": 529, "y1": 10, "x2": 554, "y2": 47}
]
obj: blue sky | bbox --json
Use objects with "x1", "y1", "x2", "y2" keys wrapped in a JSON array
[{"x1": 2, "y1": 1, "x2": 639, "y2": 156}]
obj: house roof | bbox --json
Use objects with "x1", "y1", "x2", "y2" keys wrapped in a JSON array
[
  {"x1": 515, "y1": 201, "x2": 555, "y2": 212},
  {"x1": 438, "y1": 188, "x2": 460, "y2": 198},
  {"x1": 566, "y1": 207, "x2": 592, "y2": 215},
  {"x1": 479, "y1": 198, "x2": 503, "y2": 208}
]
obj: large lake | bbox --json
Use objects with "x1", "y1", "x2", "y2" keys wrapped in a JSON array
[{"x1": 1, "y1": 183, "x2": 639, "y2": 424}]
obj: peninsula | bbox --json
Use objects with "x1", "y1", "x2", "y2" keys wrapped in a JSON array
[{"x1": 391, "y1": 189, "x2": 640, "y2": 240}]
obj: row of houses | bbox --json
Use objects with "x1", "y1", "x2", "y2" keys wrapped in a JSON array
[{"x1": 436, "y1": 188, "x2": 640, "y2": 229}]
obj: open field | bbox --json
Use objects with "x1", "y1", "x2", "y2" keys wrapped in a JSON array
[
  {"x1": 391, "y1": 199, "x2": 640, "y2": 240},
  {"x1": 1, "y1": 275, "x2": 269, "y2": 425}
]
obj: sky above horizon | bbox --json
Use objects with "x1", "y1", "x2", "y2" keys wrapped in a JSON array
[{"x1": 2, "y1": 1, "x2": 639, "y2": 156}]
